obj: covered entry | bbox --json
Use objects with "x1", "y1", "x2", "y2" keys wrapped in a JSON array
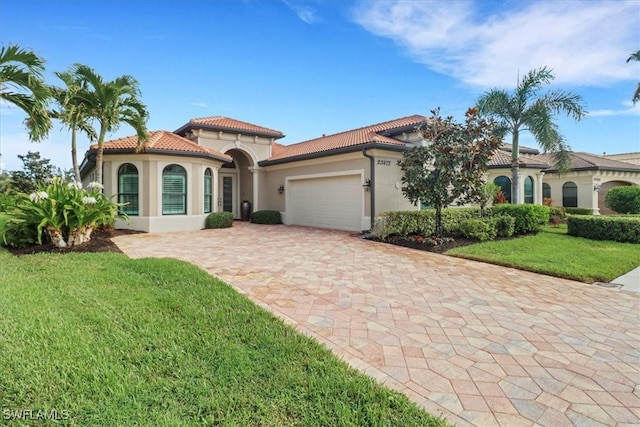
[{"x1": 287, "y1": 173, "x2": 363, "y2": 231}]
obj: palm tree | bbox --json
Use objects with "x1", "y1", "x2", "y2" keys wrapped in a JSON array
[
  {"x1": 72, "y1": 64, "x2": 149, "y2": 185},
  {"x1": 476, "y1": 67, "x2": 586, "y2": 204},
  {"x1": 0, "y1": 43, "x2": 52, "y2": 142},
  {"x1": 51, "y1": 68, "x2": 97, "y2": 182},
  {"x1": 627, "y1": 50, "x2": 640, "y2": 104}
]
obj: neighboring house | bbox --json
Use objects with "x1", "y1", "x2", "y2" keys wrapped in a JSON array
[
  {"x1": 487, "y1": 148, "x2": 640, "y2": 215},
  {"x1": 81, "y1": 115, "x2": 640, "y2": 232}
]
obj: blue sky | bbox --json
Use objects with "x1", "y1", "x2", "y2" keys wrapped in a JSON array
[{"x1": 1, "y1": 0, "x2": 639, "y2": 172}]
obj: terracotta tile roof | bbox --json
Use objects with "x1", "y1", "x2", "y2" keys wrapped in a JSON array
[
  {"x1": 536, "y1": 152, "x2": 640, "y2": 172},
  {"x1": 489, "y1": 149, "x2": 550, "y2": 168},
  {"x1": 93, "y1": 131, "x2": 232, "y2": 162},
  {"x1": 177, "y1": 116, "x2": 284, "y2": 139},
  {"x1": 500, "y1": 143, "x2": 540, "y2": 155},
  {"x1": 268, "y1": 115, "x2": 428, "y2": 161}
]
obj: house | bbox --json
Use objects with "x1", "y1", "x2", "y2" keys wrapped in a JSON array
[
  {"x1": 81, "y1": 115, "x2": 427, "y2": 233},
  {"x1": 80, "y1": 115, "x2": 640, "y2": 232},
  {"x1": 486, "y1": 148, "x2": 640, "y2": 215}
]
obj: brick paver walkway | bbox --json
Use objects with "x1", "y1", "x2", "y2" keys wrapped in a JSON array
[{"x1": 113, "y1": 223, "x2": 640, "y2": 427}]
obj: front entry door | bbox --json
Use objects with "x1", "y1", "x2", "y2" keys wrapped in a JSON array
[{"x1": 219, "y1": 174, "x2": 237, "y2": 218}]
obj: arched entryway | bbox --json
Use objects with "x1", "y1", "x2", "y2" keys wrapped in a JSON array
[
  {"x1": 219, "y1": 149, "x2": 254, "y2": 218},
  {"x1": 599, "y1": 181, "x2": 632, "y2": 214}
]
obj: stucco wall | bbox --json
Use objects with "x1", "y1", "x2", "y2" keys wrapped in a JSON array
[{"x1": 100, "y1": 153, "x2": 225, "y2": 232}]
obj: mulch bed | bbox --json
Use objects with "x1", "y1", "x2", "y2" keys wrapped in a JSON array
[
  {"x1": 9, "y1": 229, "x2": 485, "y2": 257},
  {"x1": 364, "y1": 234, "x2": 478, "y2": 254},
  {"x1": 7, "y1": 228, "x2": 142, "y2": 256}
]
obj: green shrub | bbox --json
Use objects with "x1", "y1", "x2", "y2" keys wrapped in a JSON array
[
  {"x1": 205, "y1": 212, "x2": 234, "y2": 229},
  {"x1": 373, "y1": 208, "x2": 482, "y2": 239},
  {"x1": 495, "y1": 215, "x2": 516, "y2": 237},
  {"x1": 459, "y1": 218, "x2": 497, "y2": 241},
  {"x1": 548, "y1": 206, "x2": 567, "y2": 220},
  {"x1": 2, "y1": 217, "x2": 40, "y2": 248},
  {"x1": 567, "y1": 215, "x2": 640, "y2": 244},
  {"x1": 565, "y1": 207, "x2": 593, "y2": 215},
  {"x1": 604, "y1": 186, "x2": 640, "y2": 214},
  {"x1": 489, "y1": 204, "x2": 550, "y2": 234},
  {"x1": 0, "y1": 193, "x2": 19, "y2": 212},
  {"x1": 250, "y1": 210, "x2": 282, "y2": 224}
]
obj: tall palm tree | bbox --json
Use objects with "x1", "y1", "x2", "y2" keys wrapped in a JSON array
[
  {"x1": 476, "y1": 67, "x2": 586, "y2": 204},
  {"x1": 627, "y1": 50, "x2": 640, "y2": 104},
  {"x1": 72, "y1": 64, "x2": 149, "y2": 185},
  {"x1": 0, "y1": 43, "x2": 52, "y2": 142},
  {"x1": 51, "y1": 68, "x2": 97, "y2": 182}
]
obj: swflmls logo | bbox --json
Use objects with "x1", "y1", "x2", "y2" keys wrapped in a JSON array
[{"x1": 3, "y1": 409, "x2": 70, "y2": 420}]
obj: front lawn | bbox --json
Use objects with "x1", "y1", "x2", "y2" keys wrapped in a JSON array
[
  {"x1": 446, "y1": 225, "x2": 640, "y2": 283},
  {"x1": 0, "y1": 248, "x2": 448, "y2": 426}
]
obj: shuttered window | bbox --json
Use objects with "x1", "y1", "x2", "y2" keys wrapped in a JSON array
[
  {"x1": 118, "y1": 163, "x2": 139, "y2": 215},
  {"x1": 163, "y1": 164, "x2": 187, "y2": 215}
]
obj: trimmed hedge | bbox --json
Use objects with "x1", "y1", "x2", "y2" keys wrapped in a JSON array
[
  {"x1": 250, "y1": 210, "x2": 282, "y2": 224},
  {"x1": 495, "y1": 215, "x2": 516, "y2": 237},
  {"x1": 567, "y1": 215, "x2": 640, "y2": 243},
  {"x1": 459, "y1": 218, "x2": 497, "y2": 241},
  {"x1": 490, "y1": 204, "x2": 550, "y2": 234},
  {"x1": 205, "y1": 212, "x2": 234, "y2": 229},
  {"x1": 373, "y1": 208, "x2": 482, "y2": 239},
  {"x1": 565, "y1": 207, "x2": 593, "y2": 215}
]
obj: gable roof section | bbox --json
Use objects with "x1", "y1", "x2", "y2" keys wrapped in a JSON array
[
  {"x1": 175, "y1": 116, "x2": 284, "y2": 139},
  {"x1": 536, "y1": 152, "x2": 640, "y2": 173},
  {"x1": 262, "y1": 115, "x2": 428, "y2": 165},
  {"x1": 89, "y1": 130, "x2": 232, "y2": 162}
]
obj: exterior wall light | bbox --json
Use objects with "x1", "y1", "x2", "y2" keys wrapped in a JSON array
[
  {"x1": 363, "y1": 178, "x2": 371, "y2": 191},
  {"x1": 277, "y1": 185, "x2": 284, "y2": 195},
  {"x1": 594, "y1": 184, "x2": 602, "y2": 192}
]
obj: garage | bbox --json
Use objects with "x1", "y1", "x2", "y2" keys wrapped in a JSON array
[{"x1": 287, "y1": 174, "x2": 363, "y2": 231}]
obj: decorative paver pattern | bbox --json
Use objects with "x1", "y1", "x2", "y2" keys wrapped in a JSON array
[{"x1": 113, "y1": 223, "x2": 640, "y2": 427}]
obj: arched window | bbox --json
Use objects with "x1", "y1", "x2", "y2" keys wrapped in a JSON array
[
  {"x1": 524, "y1": 176, "x2": 534, "y2": 204},
  {"x1": 118, "y1": 163, "x2": 138, "y2": 215},
  {"x1": 163, "y1": 164, "x2": 187, "y2": 215},
  {"x1": 204, "y1": 168, "x2": 212, "y2": 214},
  {"x1": 542, "y1": 183, "x2": 551, "y2": 200},
  {"x1": 562, "y1": 182, "x2": 578, "y2": 207},
  {"x1": 493, "y1": 176, "x2": 511, "y2": 203}
]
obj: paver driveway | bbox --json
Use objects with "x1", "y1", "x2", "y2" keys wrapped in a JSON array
[{"x1": 113, "y1": 223, "x2": 640, "y2": 427}]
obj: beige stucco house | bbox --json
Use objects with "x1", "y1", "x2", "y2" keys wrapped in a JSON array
[
  {"x1": 81, "y1": 115, "x2": 640, "y2": 232},
  {"x1": 486, "y1": 147, "x2": 640, "y2": 215},
  {"x1": 81, "y1": 115, "x2": 426, "y2": 233}
]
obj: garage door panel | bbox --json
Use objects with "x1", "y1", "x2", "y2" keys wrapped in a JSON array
[{"x1": 289, "y1": 175, "x2": 362, "y2": 231}]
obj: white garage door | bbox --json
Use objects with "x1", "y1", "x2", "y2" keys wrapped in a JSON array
[{"x1": 288, "y1": 175, "x2": 363, "y2": 231}]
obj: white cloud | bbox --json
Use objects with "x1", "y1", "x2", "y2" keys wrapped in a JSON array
[
  {"x1": 353, "y1": 0, "x2": 640, "y2": 88},
  {"x1": 282, "y1": 0, "x2": 318, "y2": 24},
  {"x1": 590, "y1": 101, "x2": 640, "y2": 117},
  {"x1": 190, "y1": 102, "x2": 208, "y2": 108}
]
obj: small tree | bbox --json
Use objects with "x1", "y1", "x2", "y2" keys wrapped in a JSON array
[
  {"x1": 477, "y1": 182, "x2": 500, "y2": 216},
  {"x1": 9, "y1": 151, "x2": 56, "y2": 193},
  {"x1": 399, "y1": 108, "x2": 502, "y2": 237}
]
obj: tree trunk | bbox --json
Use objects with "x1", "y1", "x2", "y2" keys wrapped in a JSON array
[
  {"x1": 511, "y1": 129, "x2": 520, "y2": 204},
  {"x1": 95, "y1": 127, "x2": 107, "y2": 186},
  {"x1": 435, "y1": 205, "x2": 443, "y2": 238},
  {"x1": 511, "y1": 160, "x2": 520, "y2": 205},
  {"x1": 71, "y1": 128, "x2": 81, "y2": 183}
]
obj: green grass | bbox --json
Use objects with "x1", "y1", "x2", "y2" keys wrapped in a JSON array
[
  {"x1": 447, "y1": 224, "x2": 640, "y2": 283},
  {"x1": 0, "y1": 248, "x2": 448, "y2": 427}
]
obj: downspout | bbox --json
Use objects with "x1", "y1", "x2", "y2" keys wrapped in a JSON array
[{"x1": 362, "y1": 149, "x2": 375, "y2": 230}]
